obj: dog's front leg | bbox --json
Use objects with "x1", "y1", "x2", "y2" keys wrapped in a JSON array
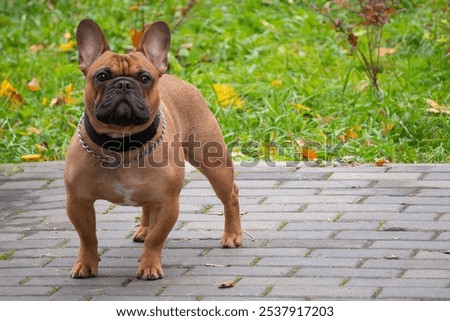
[
  {"x1": 136, "y1": 197, "x2": 179, "y2": 280},
  {"x1": 66, "y1": 194, "x2": 99, "y2": 278}
]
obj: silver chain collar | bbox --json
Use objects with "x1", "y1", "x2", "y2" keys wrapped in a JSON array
[{"x1": 77, "y1": 107, "x2": 166, "y2": 169}]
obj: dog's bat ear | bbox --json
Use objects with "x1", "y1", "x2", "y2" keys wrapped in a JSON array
[
  {"x1": 76, "y1": 19, "x2": 110, "y2": 74},
  {"x1": 137, "y1": 21, "x2": 171, "y2": 75}
]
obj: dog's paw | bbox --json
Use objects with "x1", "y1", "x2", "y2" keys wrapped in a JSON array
[
  {"x1": 132, "y1": 227, "x2": 148, "y2": 243},
  {"x1": 136, "y1": 261, "x2": 164, "y2": 281},
  {"x1": 70, "y1": 261, "x2": 98, "y2": 278},
  {"x1": 221, "y1": 232, "x2": 243, "y2": 248}
]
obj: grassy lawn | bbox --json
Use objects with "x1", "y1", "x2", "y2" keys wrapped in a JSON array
[{"x1": 0, "y1": 0, "x2": 449, "y2": 164}]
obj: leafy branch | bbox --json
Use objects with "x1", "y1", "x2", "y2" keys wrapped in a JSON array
[{"x1": 307, "y1": 0, "x2": 399, "y2": 97}]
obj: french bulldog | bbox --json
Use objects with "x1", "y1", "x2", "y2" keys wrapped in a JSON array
[{"x1": 64, "y1": 19, "x2": 242, "y2": 280}]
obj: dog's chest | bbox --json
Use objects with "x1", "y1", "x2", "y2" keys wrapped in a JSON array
[{"x1": 112, "y1": 182, "x2": 139, "y2": 206}]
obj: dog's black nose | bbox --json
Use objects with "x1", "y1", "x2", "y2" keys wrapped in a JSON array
[{"x1": 115, "y1": 79, "x2": 134, "y2": 91}]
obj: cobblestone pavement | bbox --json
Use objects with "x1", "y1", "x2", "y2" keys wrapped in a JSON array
[{"x1": 0, "y1": 161, "x2": 449, "y2": 300}]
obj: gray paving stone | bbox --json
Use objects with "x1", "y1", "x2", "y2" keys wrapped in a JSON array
[
  {"x1": 370, "y1": 240, "x2": 450, "y2": 251},
  {"x1": 320, "y1": 188, "x2": 414, "y2": 196},
  {"x1": 305, "y1": 203, "x2": 403, "y2": 212},
  {"x1": 310, "y1": 249, "x2": 413, "y2": 259},
  {"x1": 364, "y1": 196, "x2": 450, "y2": 205},
  {"x1": 363, "y1": 259, "x2": 450, "y2": 270},
  {"x1": 295, "y1": 267, "x2": 401, "y2": 278},
  {"x1": 335, "y1": 231, "x2": 434, "y2": 241},
  {"x1": 377, "y1": 287, "x2": 450, "y2": 300},
  {"x1": 422, "y1": 172, "x2": 450, "y2": 180},
  {"x1": 258, "y1": 257, "x2": 360, "y2": 268},
  {"x1": 282, "y1": 180, "x2": 373, "y2": 188},
  {"x1": 402, "y1": 270, "x2": 450, "y2": 279},
  {"x1": 268, "y1": 285, "x2": 377, "y2": 299},
  {"x1": 0, "y1": 180, "x2": 48, "y2": 190},
  {"x1": 347, "y1": 278, "x2": 450, "y2": 288},
  {"x1": 328, "y1": 172, "x2": 421, "y2": 180},
  {"x1": 264, "y1": 195, "x2": 360, "y2": 204},
  {"x1": 375, "y1": 180, "x2": 450, "y2": 188}
]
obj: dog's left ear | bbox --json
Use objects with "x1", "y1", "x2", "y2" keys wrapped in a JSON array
[{"x1": 137, "y1": 22, "x2": 171, "y2": 75}]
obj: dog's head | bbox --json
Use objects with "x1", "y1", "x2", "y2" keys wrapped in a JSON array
[{"x1": 76, "y1": 19, "x2": 170, "y2": 135}]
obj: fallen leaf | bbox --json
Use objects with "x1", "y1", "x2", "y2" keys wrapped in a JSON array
[
  {"x1": 63, "y1": 31, "x2": 71, "y2": 40},
  {"x1": 375, "y1": 159, "x2": 386, "y2": 167},
  {"x1": 59, "y1": 40, "x2": 76, "y2": 52},
  {"x1": 21, "y1": 154, "x2": 41, "y2": 162},
  {"x1": 378, "y1": 47, "x2": 396, "y2": 57},
  {"x1": 130, "y1": 28, "x2": 144, "y2": 48},
  {"x1": 30, "y1": 44, "x2": 45, "y2": 54},
  {"x1": 345, "y1": 128, "x2": 359, "y2": 140},
  {"x1": 218, "y1": 281, "x2": 235, "y2": 289},
  {"x1": 384, "y1": 255, "x2": 399, "y2": 260},
  {"x1": 26, "y1": 77, "x2": 40, "y2": 92},
  {"x1": 271, "y1": 79, "x2": 282, "y2": 88},
  {"x1": 213, "y1": 84, "x2": 245, "y2": 109},
  {"x1": 205, "y1": 263, "x2": 231, "y2": 267},
  {"x1": 293, "y1": 103, "x2": 311, "y2": 111},
  {"x1": 426, "y1": 99, "x2": 450, "y2": 115},
  {"x1": 129, "y1": 5, "x2": 139, "y2": 11},
  {"x1": 27, "y1": 127, "x2": 41, "y2": 135},
  {"x1": 302, "y1": 149, "x2": 317, "y2": 160},
  {"x1": 0, "y1": 79, "x2": 24, "y2": 105},
  {"x1": 381, "y1": 122, "x2": 394, "y2": 135}
]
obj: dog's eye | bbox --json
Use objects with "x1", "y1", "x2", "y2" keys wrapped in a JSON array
[
  {"x1": 139, "y1": 74, "x2": 151, "y2": 84},
  {"x1": 96, "y1": 72, "x2": 109, "y2": 82}
]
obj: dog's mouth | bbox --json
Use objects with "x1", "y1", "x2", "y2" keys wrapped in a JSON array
[{"x1": 95, "y1": 78, "x2": 150, "y2": 126}]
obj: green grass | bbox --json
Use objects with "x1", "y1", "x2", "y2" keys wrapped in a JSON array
[{"x1": 0, "y1": 0, "x2": 449, "y2": 164}]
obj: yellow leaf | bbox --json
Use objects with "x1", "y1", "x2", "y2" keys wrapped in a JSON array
[
  {"x1": 65, "y1": 84, "x2": 73, "y2": 94},
  {"x1": 294, "y1": 103, "x2": 311, "y2": 111},
  {"x1": 0, "y1": 79, "x2": 24, "y2": 105},
  {"x1": 21, "y1": 154, "x2": 42, "y2": 162},
  {"x1": 270, "y1": 79, "x2": 282, "y2": 88},
  {"x1": 129, "y1": 5, "x2": 139, "y2": 11},
  {"x1": 0, "y1": 79, "x2": 14, "y2": 96},
  {"x1": 59, "y1": 40, "x2": 76, "y2": 52},
  {"x1": 130, "y1": 28, "x2": 144, "y2": 48},
  {"x1": 42, "y1": 97, "x2": 48, "y2": 106},
  {"x1": 26, "y1": 77, "x2": 40, "y2": 92},
  {"x1": 213, "y1": 84, "x2": 245, "y2": 109}
]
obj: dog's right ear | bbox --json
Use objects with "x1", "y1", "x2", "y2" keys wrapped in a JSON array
[{"x1": 76, "y1": 19, "x2": 110, "y2": 74}]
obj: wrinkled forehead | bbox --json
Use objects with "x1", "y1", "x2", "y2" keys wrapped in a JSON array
[{"x1": 88, "y1": 51, "x2": 157, "y2": 76}]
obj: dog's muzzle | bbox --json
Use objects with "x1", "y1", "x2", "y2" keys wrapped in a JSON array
[{"x1": 95, "y1": 77, "x2": 150, "y2": 126}]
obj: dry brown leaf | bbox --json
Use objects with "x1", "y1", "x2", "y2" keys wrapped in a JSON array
[
  {"x1": 426, "y1": 99, "x2": 450, "y2": 115},
  {"x1": 26, "y1": 77, "x2": 40, "y2": 92},
  {"x1": 30, "y1": 44, "x2": 45, "y2": 54},
  {"x1": 378, "y1": 47, "x2": 396, "y2": 57},
  {"x1": 218, "y1": 281, "x2": 235, "y2": 289},
  {"x1": 375, "y1": 158, "x2": 390, "y2": 167}
]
